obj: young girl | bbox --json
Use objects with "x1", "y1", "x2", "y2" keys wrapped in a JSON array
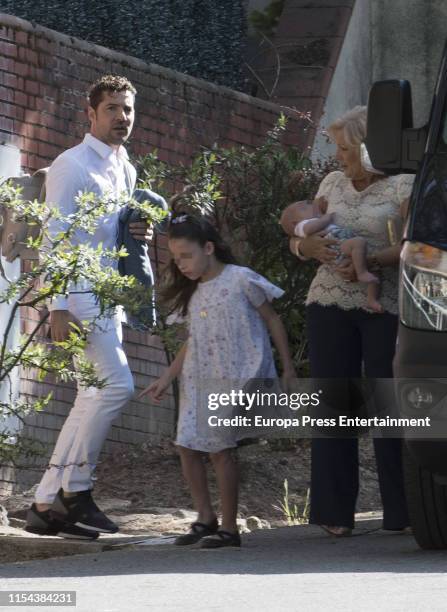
[{"x1": 139, "y1": 213, "x2": 296, "y2": 548}]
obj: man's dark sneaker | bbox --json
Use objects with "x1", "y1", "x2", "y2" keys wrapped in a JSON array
[
  {"x1": 25, "y1": 503, "x2": 99, "y2": 540},
  {"x1": 50, "y1": 489, "x2": 119, "y2": 534},
  {"x1": 174, "y1": 518, "x2": 219, "y2": 546}
]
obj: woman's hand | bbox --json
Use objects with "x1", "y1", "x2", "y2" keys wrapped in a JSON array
[
  {"x1": 314, "y1": 195, "x2": 328, "y2": 214},
  {"x1": 298, "y1": 233, "x2": 339, "y2": 264},
  {"x1": 138, "y1": 372, "x2": 172, "y2": 404},
  {"x1": 334, "y1": 258, "x2": 357, "y2": 282}
]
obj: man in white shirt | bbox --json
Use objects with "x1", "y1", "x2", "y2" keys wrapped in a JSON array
[{"x1": 25, "y1": 75, "x2": 152, "y2": 540}]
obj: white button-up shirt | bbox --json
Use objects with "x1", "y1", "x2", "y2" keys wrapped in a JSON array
[{"x1": 46, "y1": 133, "x2": 137, "y2": 310}]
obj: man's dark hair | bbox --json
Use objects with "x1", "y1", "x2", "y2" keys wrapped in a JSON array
[{"x1": 87, "y1": 75, "x2": 136, "y2": 110}]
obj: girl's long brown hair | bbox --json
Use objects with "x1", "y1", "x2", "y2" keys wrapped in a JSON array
[{"x1": 161, "y1": 214, "x2": 237, "y2": 317}]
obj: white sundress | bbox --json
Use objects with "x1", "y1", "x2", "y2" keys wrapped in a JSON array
[{"x1": 176, "y1": 264, "x2": 284, "y2": 452}]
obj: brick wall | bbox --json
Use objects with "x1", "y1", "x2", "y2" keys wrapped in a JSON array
[{"x1": 0, "y1": 12, "x2": 309, "y2": 493}]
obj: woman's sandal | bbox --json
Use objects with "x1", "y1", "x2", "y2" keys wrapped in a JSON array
[
  {"x1": 174, "y1": 518, "x2": 219, "y2": 546},
  {"x1": 200, "y1": 529, "x2": 241, "y2": 548},
  {"x1": 320, "y1": 525, "x2": 352, "y2": 537}
]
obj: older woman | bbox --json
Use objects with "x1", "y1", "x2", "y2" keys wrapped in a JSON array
[{"x1": 281, "y1": 106, "x2": 413, "y2": 535}]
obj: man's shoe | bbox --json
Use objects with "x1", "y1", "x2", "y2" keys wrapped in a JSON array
[
  {"x1": 174, "y1": 518, "x2": 219, "y2": 546},
  {"x1": 51, "y1": 489, "x2": 119, "y2": 534},
  {"x1": 25, "y1": 503, "x2": 99, "y2": 540}
]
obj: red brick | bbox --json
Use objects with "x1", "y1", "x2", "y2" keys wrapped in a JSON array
[
  {"x1": 35, "y1": 37, "x2": 57, "y2": 55},
  {"x1": 15, "y1": 30, "x2": 29, "y2": 46},
  {"x1": 47, "y1": 130, "x2": 69, "y2": 148},
  {"x1": 39, "y1": 114, "x2": 67, "y2": 132},
  {"x1": 72, "y1": 109, "x2": 86, "y2": 123},
  {"x1": 9, "y1": 74, "x2": 24, "y2": 92},
  {"x1": 0, "y1": 117, "x2": 13, "y2": 133},
  {"x1": 160, "y1": 136, "x2": 178, "y2": 151},
  {"x1": 14, "y1": 90, "x2": 28, "y2": 106},
  {"x1": 2, "y1": 103, "x2": 24, "y2": 121},
  {"x1": 20, "y1": 151, "x2": 30, "y2": 170},
  {"x1": 170, "y1": 96, "x2": 187, "y2": 114},
  {"x1": 14, "y1": 61, "x2": 30, "y2": 77},
  {"x1": 20, "y1": 122, "x2": 38, "y2": 139},
  {"x1": 22, "y1": 109, "x2": 40, "y2": 124},
  {"x1": 0, "y1": 41, "x2": 17, "y2": 58},
  {"x1": 34, "y1": 126, "x2": 49, "y2": 141},
  {"x1": 28, "y1": 154, "x2": 53, "y2": 171},
  {"x1": 17, "y1": 46, "x2": 38, "y2": 65},
  {"x1": 35, "y1": 97, "x2": 57, "y2": 113},
  {"x1": 39, "y1": 84, "x2": 59, "y2": 99},
  {"x1": 25, "y1": 80, "x2": 40, "y2": 95},
  {"x1": 73, "y1": 123, "x2": 87, "y2": 138},
  {"x1": 38, "y1": 141, "x2": 60, "y2": 159},
  {"x1": 22, "y1": 137, "x2": 39, "y2": 154},
  {"x1": 0, "y1": 85, "x2": 13, "y2": 102},
  {"x1": 0, "y1": 56, "x2": 15, "y2": 73}
]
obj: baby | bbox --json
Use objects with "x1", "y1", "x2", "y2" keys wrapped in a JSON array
[{"x1": 289, "y1": 199, "x2": 383, "y2": 313}]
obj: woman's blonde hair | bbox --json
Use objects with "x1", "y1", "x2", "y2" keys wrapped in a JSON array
[{"x1": 327, "y1": 105, "x2": 367, "y2": 147}]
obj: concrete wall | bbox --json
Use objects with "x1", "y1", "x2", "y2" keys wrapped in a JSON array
[
  {"x1": 371, "y1": 0, "x2": 447, "y2": 127},
  {"x1": 312, "y1": 0, "x2": 371, "y2": 159},
  {"x1": 313, "y1": 0, "x2": 447, "y2": 160}
]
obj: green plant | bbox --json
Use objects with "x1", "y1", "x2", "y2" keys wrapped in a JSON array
[
  {"x1": 0, "y1": 184, "x2": 167, "y2": 462},
  {"x1": 272, "y1": 479, "x2": 310, "y2": 525},
  {"x1": 249, "y1": 0, "x2": 285, "y2": 37},
  {"x1": 137, "y1": 116, "x2": 337, "y2": 373}
]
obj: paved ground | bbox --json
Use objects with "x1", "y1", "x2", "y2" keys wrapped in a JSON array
[{"x1": 0, "y1": 518, "x2": 446, "y2": 612}]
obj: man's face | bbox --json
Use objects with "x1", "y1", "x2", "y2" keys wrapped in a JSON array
[{"x1": 88, "y1": 90, "x2": 135, "y2": 146}]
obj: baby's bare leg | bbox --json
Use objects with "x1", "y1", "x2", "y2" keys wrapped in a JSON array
[
  {"x1": 367, "y1": 281, "x2": 384, "y2": 313},
  {"x1": 340, "y1": 237, "x2": 379, "y2": 284}
]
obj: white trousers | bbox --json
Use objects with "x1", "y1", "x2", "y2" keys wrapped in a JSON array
[{"x1": 35, "y1": 294, "x2": 134, "y2": 504}]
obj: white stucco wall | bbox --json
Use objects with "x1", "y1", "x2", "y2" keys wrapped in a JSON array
[
  {"x1": 312, "y1": 0, "x2": 371, "y2": 160},
  {"x1": 312, "y1": 0, "x2": 447, "y2": 161}
]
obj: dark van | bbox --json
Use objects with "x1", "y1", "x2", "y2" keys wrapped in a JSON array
[{"x1": 366, "y1": 42, "x2": 447, "y2": 549}]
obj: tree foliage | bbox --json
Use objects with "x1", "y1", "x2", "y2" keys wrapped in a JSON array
[
  {"x1": 138, "y1": 115, "x2": 337, "y2": 371},
  {"x1": 0, "y1": 185, "x2": 166, "y2": 462}
]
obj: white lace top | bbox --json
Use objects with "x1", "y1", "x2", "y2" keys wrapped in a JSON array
[{"x1": 306, "y1": 171, "x2": 415, "y2": 314}]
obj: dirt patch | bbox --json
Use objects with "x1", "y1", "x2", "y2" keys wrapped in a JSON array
[{"x1": 93, "y1": 436, "x2": 381, "y2": 522}]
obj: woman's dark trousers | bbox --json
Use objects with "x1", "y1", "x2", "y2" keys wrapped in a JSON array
[{"x1": 306, "y1": 303, "x2": 409, "y2": 530}]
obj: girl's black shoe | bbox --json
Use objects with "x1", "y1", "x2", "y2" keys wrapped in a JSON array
[
  {"x1": 174, "y1": 518, "x2": 219, "y2": 545},
  {"x1": 200, "y1": 529, "x2": 241, "y2": 548}
]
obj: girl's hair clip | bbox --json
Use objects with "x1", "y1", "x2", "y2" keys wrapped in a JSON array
[{"x1": 171, "y1": 214, "x2": 188, "y2": 225}]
